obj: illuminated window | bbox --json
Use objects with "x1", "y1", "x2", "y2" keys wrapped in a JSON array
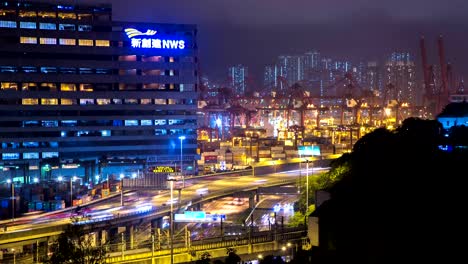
[
  {"x1": 80, "y1": 99, "x2": 94, "y2": 105},
  {"x1": 78, "y1": 39, "x2": 93, "y2": 46},
  {"x1": 125, "y1": 120, "x2": 138, "y2": 126},
  {"x1": 42, "y1": 120, "x2": 58, "y2": 127},
  {"x1": 78, "y1": 25, "x2": 91, "y2": 31},
  {"x1": 61, "y1": 120, "x2": 77, "y2": 126},
  {"x1": 168, "y1": 99, "x2": 179, "y2": 105},
  {"x1": 20, "y1": 22, "x2": 36, "y2": 29},
  {"x1": 58, "y1": 12, "x2": 76, "y2": 19},
  {"x1": 40, "y1": 67, "x2": 57, "y2": 74},
  {"x1": 39, "y1": 23, "x2": 56, "y2": 30},
  {"x1": 41, "y1": 98, "x2": 58, "y2": 105},
  {"x1": 60, "y1": 99, "x2": 76, "y2": 105},
  {"x1": 59, "y1": 67, "x2": 76, "y2": 74},
  {"x1": 142, "y1": 55, "x2": 162, "y2": 62},
  {"x1": 169, "y1": 57, "x2": 175, "y2": 62},
  {"x1": 155, "y1": 99, "x2": 166, "y2": 105},
  {"x1": 155, "y1": 129, "x2": 167, "y2": 135},
  {"x1": 77, "y1": 13, "x2": 92, "y2": 21},
  {"x1": 0, "y1": 66, "x2": 16, "y2": 73},
  {"x1": 112, "y1": 99, "x2": 122, "y2": 104},
  {"x1": 0, "y1": 10, "x2": 16, "y2": 17},
  {"x1": 59, "y1": 38, "x2": 76, "y2": 45},
  {"x1": 79, "y1": 68, "x2": 93, "y2": 74},
  {"x1": 79, "y1": 84, "x2": 93, "y2": 91},
  {"x1": 1, "y1": 82, "x2": 17, "y2": 90},
  {"x1": 22, "y1": 98, "x2": 38, "y2": 105},
  {"x1": 40, "y1": 83, "x2": 57, "y2": 91},
  {"x1": 97, "y1": 99, "x2": 110, "y2": 105},
  {"x1": 59, "y1": 24, "x2": 75, "y2": 31},
  {"x1": 22, "y1": 83, "x2": 37, "y2": 91},
  {"x1": 42, "y1": 152, "x2": 59, "y2": 158},
  {"x1": 95, "y1": 40, "x2": 109, "y2": 47},
  {"x1": 3, "y1": 153, "x2": 19, "y2": 160},
  {"x1": 22, "y1": 66, "x2": 37, "y2": 73},
  {"x1": 154, "y1": 119, "x2": 167, "y2": 126},
  {"x1": 60, "y1": 83, "x2": 76, "y2": 91},
  {"x1": 38, "y1": 11, "x2": 56, "y2": 18},
  {"x1": 96, "y1": 69, "x2": 111, "y2": 74},
  {"x1": 141, "y1": 120, "x2": 153, "y2": 126},
  {"x1": 124, "y1": 99, "x2": 138, "y2": 104},
  {"x1": 19, "y1": 10, "x2": 36, "y2": 17},
  {"x1": 0, "y1": 20, "x2": 16, "y2": 28},
  {"x1": 118, "y1": 55, "x2": 136, "y2": 61},
  {"x1": 23, "y1": 152, "x2": 39, "y2": 159},
  {"x1": 141, "y1": 99, "x2": 152, "y2": 104},
  {"x1": 40, "y1": 38, "x2": 57, "y2": 45}
]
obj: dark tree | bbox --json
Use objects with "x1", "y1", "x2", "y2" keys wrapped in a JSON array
[
  {"x1": 310, "y1": 118, "x2": 467, "y2": 264},
  {"x1": 225, "y1": 247, "x2": 242, "y2": 264},
  {"x1": 47, "y1": 219, "x2": 108, "y2": 264}
]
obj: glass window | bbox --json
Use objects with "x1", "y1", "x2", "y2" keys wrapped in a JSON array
[
  {"x1": 154, "y1": 119, "x2": 167, "y2": 126},
  {"x1": 22, "y1": 98, "x2": 38, "y2": 105},
  {"x1": 41, "y1": 98, "x2": 58, "y2": 105},
  {"x1": 20, "y1": 21, "x2": 36, "y2": 29},
  {"x1": 125, "y1": 120, "x2": 138, "y2": 126},
  {"x1": 80, "y1": 99, "x2": 94, "y2": 105},
  {"x1": 20, "y1": 36, "x2": 38, "y2": 44},
  {"x1": 2, "y1": 153, "x2": 19, "y2": 160},
  {"x1": 96, "y1": 68, "x2": 111, "y2": 74},
  {"x1": 23, "y1": 152, "x2": 39, "y2": 159},
  {"x1": 1, "y1": 82, "x2": 17, "y2": 90},
  {"x1": 78, "y1": 25, "x2": 92, "y2": 31},
  {"x1": 19, "y1": 10, "x2": 37, "y2": 17},
  {"x1": 78, "y1": 39, "x2": 93, "y2": 46},
  {"x1": 141, "y1": 99, "x2": 152, "y2": 104},
  {"x1": 22, "y1": 83, "x2": 37, "y2": 91},
  {"x1": 59, "y1": 24, "x2": 75, "y2": 31},
  {"x1": 60, "y1": 83, "x2": 76, "y2": 91},
  {"x1": 0, "y1": 10, "x2": 16, "y2": 18},
  {"x1": 40, "y1": 83, "x2": 57, "y2": 91},
  {"x1": 0, "y1": 20, "x2": 16, "y2": 28},
  {"x1": 155, "y1": 129, "x2": 167, "y2": 135},
  {"x1": 101, "y1": 130, "x2": 110, "y2": 137},
  {"x1": 58, "y1": 12, "x2": 76, "y2": 19},
  {"x1": 59, "y1": 38, "x2": 76, "y2": 45},
  {"x1": 40, "y1": 38, "x2": 57, "y2": 45},
  {"x1": 42, "y1": 152, "x2": 59, "y2": 158},
  {"x1": 42, "y1": 120, "x2": 58, "y2": 127},
  {"x1": 77, "y1": 13, "x2": 92, "y2": 21},
  {"x1": 59, "y1": 67, "x2": 76, "y2": 74},
  {"x1": 22, "y1": 66, "x2": 37, "y2": 72},
  {"x1": 155, "y1": 99, "x2": 166, "y2": 105},
  {"x1": 124, "y1": 99, "x2": 138, "y2": 104},
  {"x1": 38, "y1": 11, "x2": 56, "y2": 18},
  {"x1": 40, "y1": 67, "x2": 57, "y2": 73},
  {"x1": 79, "y1": 84, "x2": 93, "y2": 91},
  {"x1": 61, "y1": 120, "x2": 77, "y2": 126},
  {"x1": 60, "y1": 99, "x2": 76, "y2": 105},
  {"x1": 97, "y1": 99, "x2": 110, "y2": 105},
  {"x1": 0, "y1": 66, "x2": 16, "y2": 73},
  {"x1": 39, "y1": 23, "x2": 56, "y2": 30},
  {"x1": 112, "y1": 99, "x2": 122, "y2": 104},
  {"x1": 95, "y1": 40, "x2": 110, "y2": 47},
  {"x1": 141, "y1": 120, "x2": 153, "y2": 126}
]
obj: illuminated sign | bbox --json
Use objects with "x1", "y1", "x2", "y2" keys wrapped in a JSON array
[
  {"x1": 174, "y1": 211, "x2": 226, "y2": 222},
  {"x1": 298, "y1": 145, "x2": 321, "y2": 156},
  {"x1": 124, "y1": 28, "x2": 185, "y2": 49},
  {"x1": 152, "y1": 166, "x2": 175, "y2": 173}
]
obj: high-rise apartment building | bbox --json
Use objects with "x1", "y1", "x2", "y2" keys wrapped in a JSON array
[
  {"x1": 0, "y1": 1, "x2": 199, "y2": 182},
  {"x1": 228, "y1": 64, "x2": 248, "y2": 96},
  {"x1": 278, "y1": 55, "x2": 304, "y2": 88},
  {"x1": 385, "y1": 52, "x2": 417, "y2": 105}
]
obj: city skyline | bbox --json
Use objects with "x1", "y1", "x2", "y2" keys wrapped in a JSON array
[{"x1": 81, "y1": 0, "x2": 468, "y2": 84}]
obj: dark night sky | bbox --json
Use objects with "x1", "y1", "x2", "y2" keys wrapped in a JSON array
[{"x1": 74, "y1": 0, "x2": 468, "y2": 83}]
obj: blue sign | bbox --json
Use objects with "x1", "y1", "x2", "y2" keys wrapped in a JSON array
[
  {"x1": 124, "y1": 28, "x2": 185, "y2": 49},
  {"x1": 298, "y1": 145, "x2": 321, "y2": 156}
]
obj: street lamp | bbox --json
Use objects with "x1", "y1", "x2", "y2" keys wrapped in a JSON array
[
  {"x1": 120, "y1": 173, "x2": 124, "y2": 206},
  {"x1": 178, "y1": 135, "x2": 186, "y2": 188},
  {"x1": 167, "y1": 176, "x2": 177, "y2": 264},
  {"x1": 6, "y1": 179, "x2": 14, "y2": 222},
  {"x1": 70, "y1": 176, "x2": 76, "y2": 207}
]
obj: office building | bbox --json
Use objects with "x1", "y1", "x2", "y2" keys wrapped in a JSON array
[
  {"x1": 0, "y1": 1, "x2": 199, "y2": 183},
  {"x1": 228, "y1": 64, "x2": 248, "y2": 96}
]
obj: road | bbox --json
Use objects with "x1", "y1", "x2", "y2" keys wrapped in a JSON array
[{"x1": 0, "y1": 166, "x2": 329, "y2": 236}]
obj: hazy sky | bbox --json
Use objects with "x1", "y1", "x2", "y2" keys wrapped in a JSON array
[{"x1": 74, "y1": 0, "x2": 468, "y2": 83}]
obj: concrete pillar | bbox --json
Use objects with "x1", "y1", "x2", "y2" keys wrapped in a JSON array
[
  {"x1": 108, "y1": 227, "x2": 119, "y2": 251},
  {"x1": 100, "y1": 229, "x2": 107, "y2": 245},
  {"x1": 125, "y1": 225, "x2": 134, "y2": 249},
  {"x1": 249, "y1": 195, "x2": 255, "y2": 209}
]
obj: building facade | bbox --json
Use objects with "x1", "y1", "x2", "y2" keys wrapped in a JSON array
[
  {"x1": 228, "y1": 64, "x2": 248, "y2": 96},
  {"x1": 0, "y1": 1, "x2": 199, "y2": 183},
  {"x1": 384, "y1": 52, "x2": 417, "y2": 106}
]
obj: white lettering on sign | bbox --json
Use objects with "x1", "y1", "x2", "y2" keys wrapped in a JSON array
[{"x1": 125, "y1": 28, "x2": 186, "y2": 50}]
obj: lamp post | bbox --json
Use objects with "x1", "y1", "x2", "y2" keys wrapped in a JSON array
[
  {"x1": 70, "y1": 176, "x2": 76, "y2": 207},
  {"x1": 167, "y1": 177, "x2": 177, "y2": 264},
  {"x1": 178, "y1": 135, "x2": 186, "y2": 188},
  {"x1": 120, "y1": 173, "x2": 124, "y2": 206},
  {"x1": 6, "y1": 179, "x2": 14, "y2": 222},
  {"x1": 306, "y1": 160, "x2": 309, "y2": 211}
]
